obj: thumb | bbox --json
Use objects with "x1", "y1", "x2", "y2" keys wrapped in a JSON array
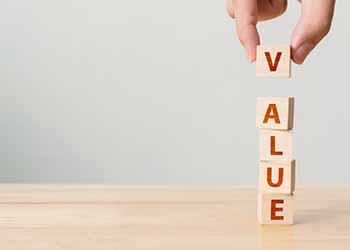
[{"x1": 291, "y1": 0, "x2": 335, "y2": 64}]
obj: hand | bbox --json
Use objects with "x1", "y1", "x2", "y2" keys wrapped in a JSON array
[{"x1": 227, "y1": 0, "x2": 336, "y2": 64}]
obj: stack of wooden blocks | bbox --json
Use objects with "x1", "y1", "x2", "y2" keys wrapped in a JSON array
[{"x1": 256, "y1": 45, "x2": 295, "y2": 225}]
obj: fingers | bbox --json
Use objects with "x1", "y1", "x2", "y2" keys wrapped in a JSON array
[
  {"x1": 227, "y1": 0, "x2": 288, "y2": 62},
  {"x1": 227, "y1": 0, "x2": 234, "y2": 18},
  {"x1": 227, "y1": 0, "x2": 288, "y2": 21},
  {"x1": 232, "y1": 0, "x2": 260, "y2": 62},
  {"x1": 227, "y1": 0, "x2": 335, "y2": 64},
  {"x1": 257, "y1": 0, "x2": 287, "y2": 21},
  {"x1": 291, "y1": 0, "x2": 335, "y2": 64}
]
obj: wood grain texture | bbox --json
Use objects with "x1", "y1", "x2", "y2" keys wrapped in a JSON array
[{"x1": 0, "y1": 185, "x2": 350, "y2": 249}]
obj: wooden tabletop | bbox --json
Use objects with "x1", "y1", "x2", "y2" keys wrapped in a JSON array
[{"x1": 0, "y1": 185, "x2": 349, "y2": 250}]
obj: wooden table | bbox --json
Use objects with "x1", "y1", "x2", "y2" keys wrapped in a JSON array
[{"x1": 0, "y1": 185, "x2": 349, "y2": 250}]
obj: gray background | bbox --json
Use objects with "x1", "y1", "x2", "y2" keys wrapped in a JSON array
[{"x1": 0, "y1": 1, "x2": 348, "y2": 184}]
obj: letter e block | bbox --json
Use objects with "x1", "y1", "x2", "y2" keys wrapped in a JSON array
[
  {"x1": 257, "y1": 193, "x2": 294, "y2": 225},
  {"x1": 256, "y1": 45, "x2": 291, "y2": 78},
  {"x1": 259, "y1": 160, "x2": 296, "y2": 194},
  {"x1": 260, "y1": 130, "x2": 293, "y2": 161},
  {"x1": 256, "y1": 97, "x2": 294, "y2": 130}
]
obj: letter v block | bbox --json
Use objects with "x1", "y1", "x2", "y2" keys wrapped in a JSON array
[
  {"x1": 256, "y1": 97, "x2": 294, "y2": 130},
  {"x1": 257, "y1": 193, "x2": 294, "y2": 225},
  {"x1": 259, "y1": 160, "x2": 295, "y2": 194},
  {"x1": 260, "y1": 129, "x2": 293, "y2": 161},
  {"x1": 256, "y1": 45, "x2": 291, "y2": 78}
]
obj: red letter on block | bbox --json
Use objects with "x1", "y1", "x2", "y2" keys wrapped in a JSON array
[
  {"x1": 267, "y1": 167, "x2": 284, "y2": 187},
  {"x1": 263, "y1": 104, "x2": 281, "y2": 124},
  {"x1": 271, "y1": 199, "x2": 284, "y2": 220},
  {"x1": 270, "y1": 136, "x2": 283, "y2": 156},
  {"x1": 264, "y1": 52, "x2": 282, "y2": 72}
]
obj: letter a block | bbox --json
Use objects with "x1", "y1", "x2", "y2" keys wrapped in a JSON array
[
  {"x1": 259, "y1": 160, "x2": 295, "y2": 194},
  {"x1": 257, "y1": 193, "x2": 294, "y2": 225},
  {"x1": 260, "y1": 130, "x2": 293, "y2": 161},
  {"x1": 256, "y1": 97, "x2": 294, "y2": 130},
  {"x1": 256, "y1": 45, "x2": 291, "y2": 78}
]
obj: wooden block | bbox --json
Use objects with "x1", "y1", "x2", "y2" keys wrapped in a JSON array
[
  {"x1": 258, "y1": 160, "x2": 295, "y2": 194},
  {"x1": 256, "y1": 45, "x2": 291, "y2": 78},
  {"x1": 257, "y1": 193, "x2": 294, "y2": 225},
  {"x1": 256, "y1": 97, "x2": 294, "y2": 130},
  {"x1": 260, "y1": 129, "x2": 293, "y2": 161}
]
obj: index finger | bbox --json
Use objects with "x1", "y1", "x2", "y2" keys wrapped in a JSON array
[{"x1": 233, "y1": 0, "x2": 260, "y2": 62}]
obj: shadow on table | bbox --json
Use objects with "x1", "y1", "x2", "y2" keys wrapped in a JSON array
[
  {"x1": 258, "y1": 204, "x2": 350, "y2": 250},
  {"x1": 295, "y1": 202, "x2": 350, "y2": 225},
  {"x1": 295, "y1": 208, "x2": 335, "y2": 224}
]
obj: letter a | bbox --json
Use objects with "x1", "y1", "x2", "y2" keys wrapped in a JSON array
[
  {"x1": 263, "y1": 104, "x2": 281, "y2": 124},
  {"x1": 264, "y1": 52, "x2": 282, "y2": 72}
]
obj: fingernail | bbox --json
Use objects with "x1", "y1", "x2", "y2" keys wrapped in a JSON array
[
  {"x1": 245, "y1": 47, "x2": 255, "y2": 63},
  {"x1": 294, "y1": 43, "x2": 314, "y2": 64}
]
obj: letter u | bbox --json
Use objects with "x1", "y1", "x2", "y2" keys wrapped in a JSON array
[{"x1": 267, "y1": 167, "x2": 284, "y2": 187}]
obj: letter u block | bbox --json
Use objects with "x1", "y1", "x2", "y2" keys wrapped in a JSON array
[
  {"x1": 256, "y1": 45, "x2": 291, "y2": 78},
  {"x1": 256, "y1": 97, "x2": 294, "y2": 130},
  {"x1": 257, "y1": 193, "x2": 294, "y2": 225},
  {"x1": 259, "y1": 160, "x2": 295, "y2": 194}
]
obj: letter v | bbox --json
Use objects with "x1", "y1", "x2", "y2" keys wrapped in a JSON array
[{"x1": 264, "y1": 52, "x2": 282, "y2": 72}]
